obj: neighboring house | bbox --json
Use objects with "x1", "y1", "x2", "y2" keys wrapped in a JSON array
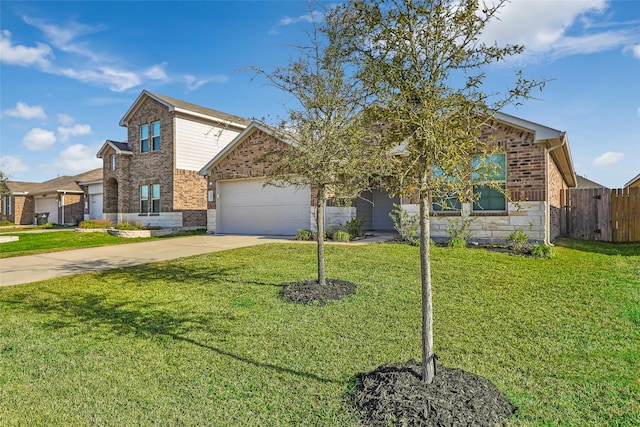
[
  {"x1": 624, "y1": 173, "x2": 640, "y2": 189},
  {"x1": 576, "y1": 174, "x2": 608, "y2": 189},
  {"x1": 1, "y1": 168, "x2": 103, "y2": 225},
  {"x1": 200, "y1": 112, "x2": 577, "y2": 243},
  {"x1": 97, "y1": 90, "x2": 249, "y2": 229}
]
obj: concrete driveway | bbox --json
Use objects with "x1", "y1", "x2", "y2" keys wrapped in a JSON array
[{"x1": 0, "y1": 234, "x2": 292, "y2": 287}]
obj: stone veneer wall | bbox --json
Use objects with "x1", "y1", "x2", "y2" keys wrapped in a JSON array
[{"x1": 309, "y1": 206, "x2": 355, "y2": 233}]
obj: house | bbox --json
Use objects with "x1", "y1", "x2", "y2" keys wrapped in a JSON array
[
  {"x1": 1, "y1": 168, "x2": 103, "y2": 225},
  {"x1": 624, "y1": 173, "x2": 640, "y2": 189},
  {"x1": 199, "y1": 112, "x2": 577, "y2": 244},
  {"x1": 576, "y1": 174, "x2": 608, "y2": 189},
  {"x1": 97, "y1": 90, "x2": 250, "y2": 229}
]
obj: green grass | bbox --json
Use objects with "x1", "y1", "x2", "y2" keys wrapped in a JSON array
[
  {"x1": 0, "y1": 241, "x2": 638, "y2": 426},
  {"x1": 0, "y1": 229, "x2": 205, "y2": 258}
]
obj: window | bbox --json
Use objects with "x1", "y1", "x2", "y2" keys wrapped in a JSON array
[
  {"x1": 140, "y1": 124, "x2": 149, "y2": 153},
  {"x1": 140, "y1": 185, "x2": 149, "y2": 213},
  {"x1": 431, "y1": 165, "x2": 461, "y2": 212},
  {"x1": 111, "y1": 155, "x2": 116, "y2": 171},
  {"x1": 2, "y1": 196, "x2": 11, "y2": 215},
  {"x1": 152, "y1": 121, "x2": 160, "y2": 151},
  {"x1": 472, "y1": 153, "x2": 506, "y2": 212},
  {"x1": 151, "y1": 184, "x2": 160, "y2": 213}
]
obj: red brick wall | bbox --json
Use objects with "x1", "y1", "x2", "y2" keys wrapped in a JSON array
[
  {"x1": 62, "y1": 194, "x2": 83, "y2": 225},
  {"x1": 206, "y1": 128, "x2": 292, "y2": 209},
  {"x1": 13, "y1": 196, "x2": 35, "y2": 225}
]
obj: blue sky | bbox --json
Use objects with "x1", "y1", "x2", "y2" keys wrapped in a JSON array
[{"x1": 1, "y1": 0, "x2": 638, "y2": 188}]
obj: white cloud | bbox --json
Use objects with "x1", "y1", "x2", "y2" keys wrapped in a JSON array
[
  {"x1": 0, "y1": 30, "x2": 52, "y2": 68},
  {"x1": 59, "y1": 66, "x2": 141, "y2": 92},
  {"x1": 3, "y1": 102, "x2": 47, "y2": 120},
  {"x1": 268, "y1": 10, "x2": 325, "y2": 35},
  {"x1": 145, "y1": 63, "x2": 169, "y2": 81},
  {"x1": 57, "y1": 113, "x2": 75, "y2": 126},
  {"x1": 627, "y1": 44, "x2": 640, "y2": 59},
  {"x1": 57, "y1": 124, "x2": 92, "y2": 143},
  {"x1": 23, "y1": 128, "x2": 56, "y2": 151},
  {"x1": 593, "y1": 151, "x2": 624, "y2": 166},
  {"x1": 0, "y1": 155, "x2": 31, "y2": 176},
  {"x1": 184, "y1": 74, "x2": 230, "y2": 91},
  {"x1": 481, "y1": 0, "x2": 639, "y2": 61},
  {"x1": 42, "y1": 143, "x2": 102, "y2": 174}
]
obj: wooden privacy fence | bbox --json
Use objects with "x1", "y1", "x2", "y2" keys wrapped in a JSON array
[{"x1": 561, "y1": 187, "x2": 640, "y2": 242}]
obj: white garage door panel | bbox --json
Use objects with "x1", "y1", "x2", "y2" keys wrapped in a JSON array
[
  {"x1": 219, "y1": 180, "x2": 310, "y2": 235},
  {"x1": 90, "y1": 194, "x2": 103, "y2": 219},
  {"x1": 35, "y1": 198, "x2": 58, "y2": 224}
]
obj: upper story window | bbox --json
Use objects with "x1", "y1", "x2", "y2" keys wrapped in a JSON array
[
  {"x1": 472, "y1": 153, "x2": 506, "y2": 212},
  {"x1": 152, "y1": 121, "x2": 161, "y2": 150},
  {"x1": 140, "y1": 124, "x2": 149, "y2": 153},
  {"x1": 110, "y1": 155, "x2": 116, "y2": 171},
  {"x1": 140, "y1": 121, "x2": 161, "y2": 153}
]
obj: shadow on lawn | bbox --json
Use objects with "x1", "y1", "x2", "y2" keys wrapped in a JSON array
[{"x1": 3, "y1": 284, "x2": 337, "y2": 385}]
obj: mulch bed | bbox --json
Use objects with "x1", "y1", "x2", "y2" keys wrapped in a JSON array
[
  {"x1": 352, "y1": 361, "x2": 517, "y2": 426},
  {"x1": 278, "y1": 278, "x2": 357, "y2": 305}
]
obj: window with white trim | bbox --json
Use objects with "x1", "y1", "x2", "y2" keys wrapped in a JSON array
[
  {"x1": 140, "y1": 124, "x2": 149, "y2": 153},
  {"x1": 2, "y1": 196, "x2": 11, "y2": 215},
  {"x1": 152, "y1": 121, "x2": 160, "y2": 151},
  {"x1": 140, "y1": 185, "x2": 149, "y2": 213},
  {"x1": 472, "y1": 153, "x2": 506, "y2": 212},
  {"x1": 151, "y1": 184, "x2": 160, "y2": 213},
  {"x1": 111, "y1": 155, "x2": 116, "y2": 171}
]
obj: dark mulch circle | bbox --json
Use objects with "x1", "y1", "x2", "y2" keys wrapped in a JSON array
[
  {"x1": 278, "y1": 278, "x2": 357, "y2": 305},
  {"x1": 352, "y1": 361, "x2": 517, "y2": 427}
]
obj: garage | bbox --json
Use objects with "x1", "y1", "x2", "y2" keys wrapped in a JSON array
[
  {"x1": 90, "y1": 194, "x2": 104, "y2": 219},
  {"x1": 217, "y1": 179, "x2": 311, "y2": 235},
  {"x1": 35, "y1": 197, "x2": 59, "y2": 224}
]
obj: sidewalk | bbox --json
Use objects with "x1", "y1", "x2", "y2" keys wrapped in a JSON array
[
  {"x1": 0, "y1": 232, "x2": 397, "y2": 287},
  {"x1": 0, "y1": 235, "x2": 291, "y2": 287}
]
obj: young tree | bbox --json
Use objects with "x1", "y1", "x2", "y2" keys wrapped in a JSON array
[
  {"x1": 338, "y1": 0, "x2": 545, "y2": 383},
  {"x1": 253, "y1": 4, "x2": 380, "y2": 286}
]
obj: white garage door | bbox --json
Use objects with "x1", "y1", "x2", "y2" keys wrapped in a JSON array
[
  {"x1": 90, "y1": 194, "x2": 103, "y2": 219},
  {"x1": 35, "y1": 197, "x2": 58, "y2": 224},
  {"x1": 218, "y1": 179, "x2": 311, "y2": 235}
]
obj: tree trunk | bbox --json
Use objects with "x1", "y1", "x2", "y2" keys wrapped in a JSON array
[
  {"x1": 316, "y1": 189, "x2": 326, "y2": 286},
  {"x1": 419, "y1": 186, "x2": 435, "y2": 384}
]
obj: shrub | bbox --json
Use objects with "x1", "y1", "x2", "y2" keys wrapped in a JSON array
[
  {"x1": 295, "y1": 229, "x2": 313, "y2": 241},
  {"x1": 114, "y1": 221, "x2": 148, "y2": 230},
  {"x1": 345, "y1": 217, "x2": 365, "y2": 239},
  {"x1": 531, "y1": 243, "x2": 555, "y2": 259},
  {"x1": 389, "y1": 203, "x2": 419, "y2": 243},
  {"x1": 446, "y1": 217, "x2": 474, "y2": 241},
  {"x1": 447, "y1": 237, "x2": 467, "y2": 248},
  {"x1": 0, "y1": 216, "x2": 14, "y2": 226},
  {"x1": 507, "y1": 227, "x2": 530, "y2": 252},
  {"x1": 78, "y1": 219, "x2": 113, "y2": 229},
  {"x1": 332, "y1": 230, "x2": 351, "y2": 242}
]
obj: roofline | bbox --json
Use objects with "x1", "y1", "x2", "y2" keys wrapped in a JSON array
[
  {"x1": 624, "y1": 172, "x2": 640, "y2": 188},
  {"x1": 119, "y1": 90, "x2": 248, "y2": 130},
  {"x1": 77, "y1": 179, "x2": 103, "y2": 186},
  {"x1": 494, "y1": 112, "x2": 576, "y2": 188},
  {"x1": 198, "y1": 121, "x2": 295, "y2": 176},
  {"x1": 97, "y1": 140, "x2": 132, "y2": 158}
]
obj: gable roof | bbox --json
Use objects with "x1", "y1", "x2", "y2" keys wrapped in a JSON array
[
  {"x1": 494, "y1": 112, "x2": 577, "y2": 188},
  {"x1": 576, "y1": 175, "x2": 608, "y2": 189},
  {"x1": 119, "y1": 90, "x2": 250, "y2": 129},
  {"x1": 96, "y1": 140, "x2": 132, "y2": 158},
  {"x1": 198, "y1": 121, "x2": 296, "y2": 176},
  {"x1": 5, "y1": 169, "x2": 102, "y2": 196},
  {"x1": 624, "y1": 173, "x2": 640, "y2": 188}
]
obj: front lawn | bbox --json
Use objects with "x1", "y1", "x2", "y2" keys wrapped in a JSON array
[
  {"x1": 0, "y1": 229, "x2": 205, "y2": 258},
  {"x1": 0, "y1": 240, "x2": 638, "y2": 425}
]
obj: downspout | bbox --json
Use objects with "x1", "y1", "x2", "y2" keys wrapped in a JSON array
[
  {"x1": 544, "y1": 133, "x2": 567, "y2": 244},
  {"x1": 60, "y1": 192, "x2": 65, "y2": 225}
]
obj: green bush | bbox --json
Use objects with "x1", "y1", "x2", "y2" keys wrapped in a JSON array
[
  {"x1": 531, "y1": 243, "x2": 555, "y2": 259},
  {"x1": 295, "y1": 229, "x2": 313, "y2": 241},
  {"x1": 446, "y1": 217, "x2": 474, "y2": 241},
  {"x1": 507, "y1": 227, "x2": 530, "y2": 252},
  {"x1": 78, "y1": 219, "x2": 113, "y2": 229},
  {"x1": 447, "y1": 237, "x2": 467, "y2": 248},
  {"x1": 389, "y1": 203, "x2": 418, "y2": 243},
  {"x1": 345, "y1": 217, "x2": 365, "y2": 239},
  {"x1": 332, "y1": 230, "x2": 351, "y2": 242},
  {"x1": 0, "y1": 216, "x2": 14, "y2": 226}
]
